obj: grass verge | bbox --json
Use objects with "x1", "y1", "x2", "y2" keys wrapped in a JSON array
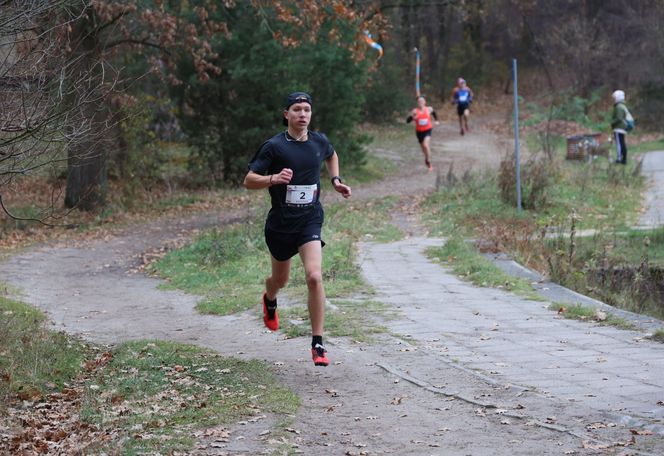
[
  {"x1": 1, "y1": 296, "x2": 297, "y2": 454},
  {"x1": 151, "y1": 196, "x2": 403, "y2": 317},
  {"x1": 421, "y1": 143, "x2": 655, "y2": 318},
  {"x1": 82, "y1": 340, "x2": 297, "y2": 454},
  {"x1": 649, "y1": 329, "x2": 664, "y2": 343},
  {"x1": 426, "y1": 238, "x2": 540, "y2": 300},
  {"x1": 630, "y1": 135, "x2": 664, "y2": 154},
  {"x1": 549, "y1": 303, "x2": 637, "y2": 330},
  {"x1": 0, "y1": 295, "x2": 90, "y2": 402},
  {"x1": 424, "y1": 157, "x2": 644, "y2": 238},
  {"x1": 545, "y1": 227, "x2": 664, "y2": 320}
]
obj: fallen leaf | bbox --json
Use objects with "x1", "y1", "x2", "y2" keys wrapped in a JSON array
[
  {"x1": 586, "y1": 422, "x2": 606, "y2": 430},
  {"x1": 325, "y1": 403, "x2": 342, "y2": 412}
]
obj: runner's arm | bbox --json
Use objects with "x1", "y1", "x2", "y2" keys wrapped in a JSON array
[
  {"x1": 325, "y1": 152, "x2": 351, "y2": 198},
  {"x1": 406, "y1": 108, "x2": 416, "y2": 123},
  {"x1": 243, "y1": 169, "x2": 292, "y2": 189}
]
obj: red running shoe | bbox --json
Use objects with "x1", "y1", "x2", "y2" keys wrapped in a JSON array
[
  {"x1": 311, "y1": 344, "x2": 329, "y2": 366},
  {"x1": 262, "y1": 293, "x2": 279, "y2": 331}
]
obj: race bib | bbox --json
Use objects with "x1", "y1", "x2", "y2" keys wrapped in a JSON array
[
  {"x1": 285, "y1": 184, "x2": 317, "y2": 205},
  {"x1": 418, "y1": 119, "x2": 429, "y2": 126},
  {"x1": 458, "y1": 92, "x2": 469, "y2": 102}
]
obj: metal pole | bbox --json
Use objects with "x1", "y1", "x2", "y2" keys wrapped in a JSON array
[
  {"x1": 513, "y1": 58, "x2": 522, "y2": 211},
  {"x1": 414, "y1": 47, "x2": 421, "y2": 97}
]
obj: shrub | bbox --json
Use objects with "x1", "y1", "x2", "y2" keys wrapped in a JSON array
[{"x1": 498, "y1": 151, "x2": 555, "y2": 210}]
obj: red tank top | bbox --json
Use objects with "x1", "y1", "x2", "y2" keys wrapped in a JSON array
[{"x1": 414, "y1": 107, "x2": 432, "y2": 132}]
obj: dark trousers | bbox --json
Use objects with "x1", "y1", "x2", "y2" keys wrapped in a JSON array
[{"x1": 614, "y1": 131, "x2": 627, "y2": 164}]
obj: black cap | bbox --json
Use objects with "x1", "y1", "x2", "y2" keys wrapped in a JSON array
[{"x1": 285, "y1": 92, "x2": 312, "y2": 109}]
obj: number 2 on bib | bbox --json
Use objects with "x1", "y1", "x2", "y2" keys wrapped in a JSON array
[{"x1": 286, "y1": 184, "x2": 317, "y2": 205}]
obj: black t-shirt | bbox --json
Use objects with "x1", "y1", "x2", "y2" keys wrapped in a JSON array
[{"x1": 248, "y1": 131, "x2": 335, "y2": 233}]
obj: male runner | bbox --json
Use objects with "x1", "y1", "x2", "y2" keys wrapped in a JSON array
[
  {"x1": 244, "y1": 92, "x2": 352, "y2": 367},
  {"x1": 451, "y1": 78, "x2": 473, "y2": 135},
  {"x1": 406, "y1": 95, "x2": 439, "y2": 171}
]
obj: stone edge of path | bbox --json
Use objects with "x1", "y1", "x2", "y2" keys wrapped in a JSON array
[{"x1": 485, "y1": 251, "x2": 664, "y2": 333}]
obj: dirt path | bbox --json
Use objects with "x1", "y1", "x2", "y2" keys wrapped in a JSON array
[{"x1": 2, "y1": 118, "x2": 660, "y2": 455}]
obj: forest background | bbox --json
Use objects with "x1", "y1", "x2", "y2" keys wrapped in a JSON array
[{"x1": 1, "y1": 0, "x2": 664, "y2": 221}]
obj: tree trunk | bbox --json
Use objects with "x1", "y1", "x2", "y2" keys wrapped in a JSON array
[
  {"x1": 64, "y1": 12, "x2": 107, "y2": 211},
  {"x1": 438, "y1": 3, "x2": 453, "y2": 98},
  {"x1": 64, "y1": 106, "x2": 107, "y2": 211}
]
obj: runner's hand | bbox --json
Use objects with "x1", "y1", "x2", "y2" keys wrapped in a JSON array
[
  {"x1": 272, "y1": 168, "x2": 293, "y2": 185},
  {"x1": 334, "y1": 181, "x2": 351, "y2": 199}
]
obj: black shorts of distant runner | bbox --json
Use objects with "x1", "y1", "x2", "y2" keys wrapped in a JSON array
[
  {"x1": 456, "y1": 102, "x2": 470, "y2": 116},
  {"x1": 416, "y1": 129, "x2": 432, "y2": 144}
]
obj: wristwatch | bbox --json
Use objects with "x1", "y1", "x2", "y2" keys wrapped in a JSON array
[{"x1": 331, "y1": 176, "x2": 342, "y2": 185}]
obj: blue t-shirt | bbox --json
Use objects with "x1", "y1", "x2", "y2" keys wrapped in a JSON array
[
  {"x1": 249, "y1": 131, "x2": 334, "y2": 233},
  {"x1": 455, "y1": 88, "x2": 472, "y2": 104}
]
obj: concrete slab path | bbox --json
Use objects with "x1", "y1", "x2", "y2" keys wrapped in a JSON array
[
  {"x1": 358, "y1": 237, "x2": 664, "y2": 438},
  {"x1": 637, "y1": 150, "x2": 664, "y2": 228}
]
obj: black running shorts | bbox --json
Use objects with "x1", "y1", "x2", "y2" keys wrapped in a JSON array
[
  {"x1": 456, "y1": 102, "x2": 470, "y2": 116},
  {"x1": 265, "y1": 224, "x2": 325, "y2": 261},
  {"x1": 416, "y1": 129, "x2": 432, "y2": 144}
]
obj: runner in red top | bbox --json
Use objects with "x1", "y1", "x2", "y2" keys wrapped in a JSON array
[{"x1": 407, "y1": 96, "x2": 439, "y2": 171}]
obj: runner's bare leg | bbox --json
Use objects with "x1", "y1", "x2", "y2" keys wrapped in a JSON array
[
  {"x1": 265, "y1": 257, "x2": 290, "y2": 301},
  {"x1": 420, "y1": 136, "x2": 432, "y2": 165},
  {"x1": 298, "y1": 240, "x2": 325, "y2": 335}
]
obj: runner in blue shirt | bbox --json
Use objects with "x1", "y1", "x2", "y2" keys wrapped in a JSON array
[{"x1": 451, "y1": 78, "x2": 473, "y2": 136}]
